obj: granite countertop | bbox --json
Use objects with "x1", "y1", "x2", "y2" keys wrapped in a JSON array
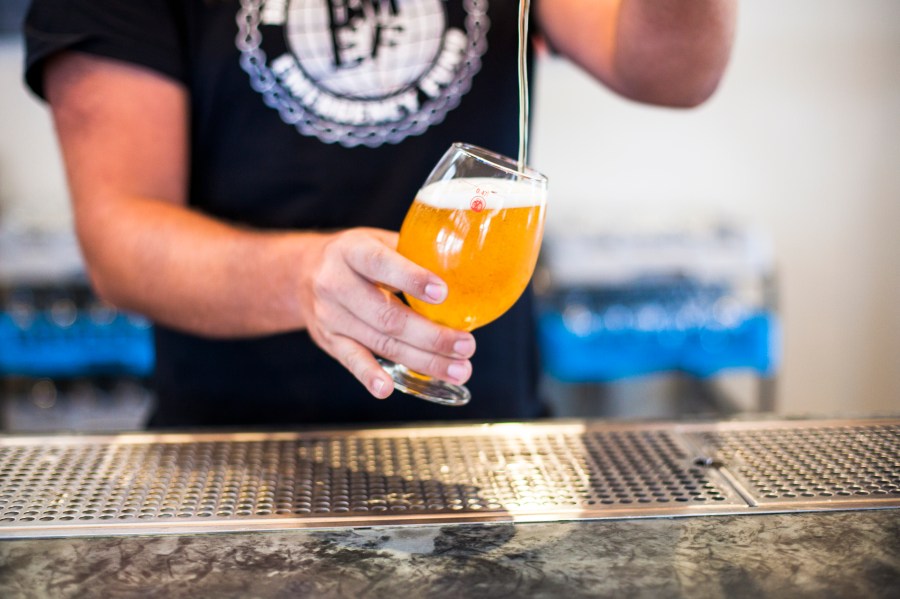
[{"x1": 1, "y1": 510, "x2": 898, "y2": 599}]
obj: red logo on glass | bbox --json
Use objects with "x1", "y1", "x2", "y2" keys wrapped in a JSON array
[{"x1": 470, "y1": 196, "x2": 485, "y2": 212}]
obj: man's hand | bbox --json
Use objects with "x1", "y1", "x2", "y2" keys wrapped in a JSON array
[{"x1": 297, "y1": 228, "x2": 476, "y2": 399}]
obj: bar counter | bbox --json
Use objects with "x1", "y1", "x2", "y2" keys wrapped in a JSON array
[
  {"x1": 1, "y1": 510, "x2": 898, "y2": 598},
  {"x1": 1, "y1": 418, "x2": 898, "y2": 598}
]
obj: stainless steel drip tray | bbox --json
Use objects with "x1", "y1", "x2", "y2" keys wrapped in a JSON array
[{"x1": 1, "y1": 419, "x2": 898, "y2": 539}]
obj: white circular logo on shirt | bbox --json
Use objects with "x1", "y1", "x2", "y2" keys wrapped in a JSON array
[{"x1": 236, "y1": 0, "x2": 490, "y2": 148}]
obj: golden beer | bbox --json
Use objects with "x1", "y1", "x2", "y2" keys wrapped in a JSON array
[{"x1": 398, "y1": 177, "x2": 546, "y2": 331}]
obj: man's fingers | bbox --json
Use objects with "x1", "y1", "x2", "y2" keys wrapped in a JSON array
[
  {"x1": 340, "y1": 231, "x2": 448, "y2": 305},
  {"x1": 331, "y1": 276, "x2": 475, "y2": 359},
  {"x1": 326, "y1": 334, "x2": 394, "y2": 399},
  {"x1": 328, "y1": 307, "x2": 473, "y2": 384}
]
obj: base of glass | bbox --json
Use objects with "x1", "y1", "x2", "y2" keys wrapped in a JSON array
[{"x1": 379, "y1": 360, "x2": 471, "y2": 407}]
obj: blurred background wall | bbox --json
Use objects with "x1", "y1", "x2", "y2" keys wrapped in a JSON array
[
  {"x1": 1, "y1": 0, "x2": 898, "y2": 416},
  {"x1": 530, "y1": 0, "x2": 900, "y2": 415}
]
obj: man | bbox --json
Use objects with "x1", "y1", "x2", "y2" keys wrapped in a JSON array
[{"x1": 24, "y1": 0, "x2": 736, "y2": 426}]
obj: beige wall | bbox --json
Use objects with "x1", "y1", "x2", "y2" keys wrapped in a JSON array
[{"x1": 1, "y1": 0, "x2": 898, "y2": 415}]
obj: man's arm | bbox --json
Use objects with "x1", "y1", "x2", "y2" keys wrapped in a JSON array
[
  {"x1": 537, "y1": 0, "x2": 737, "y2": 107},
  {"x1": 44, "y1": 52, "x2": 476, "y2": 398}
]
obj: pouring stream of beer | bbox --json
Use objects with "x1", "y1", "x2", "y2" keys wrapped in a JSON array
[{"x1": 517, "y1": 0, "x2": 530, "y2": 173}]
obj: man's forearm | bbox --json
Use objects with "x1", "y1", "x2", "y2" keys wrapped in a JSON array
[
  {"x1": 78, "y1": 195, "x2": 319, "y2": 338},
  {"x1": 538, "y1": 0, "x2": 737, "y2": 107}
]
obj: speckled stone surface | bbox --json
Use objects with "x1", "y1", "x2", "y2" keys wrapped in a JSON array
[{"x1": 1, "y1": 510, "x2": 898, "y2": 598}]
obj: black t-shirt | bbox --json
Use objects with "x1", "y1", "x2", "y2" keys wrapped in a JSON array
[{"x1": 24, "y1": 0, "x2": 544, "y2": 426}]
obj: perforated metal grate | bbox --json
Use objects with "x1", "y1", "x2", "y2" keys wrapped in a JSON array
[
  {"x1": 0, "y1": 420, "x2": 898, "y2": 538},
  {"x1": 688, "y1": 423, "x2": 900, "y2": 506},
  {"x1": 0, "y1": 427, "x2": 738, "y2": 528}
]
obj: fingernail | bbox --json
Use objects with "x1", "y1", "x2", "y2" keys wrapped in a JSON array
[
  {"x1": 373, "y1": 378, "x2": 386, "y2": 397},
  {"x1": 453, "y1": 338, "x2": 475, "y2": 357},
  {"x1": 424, "y1": 282, "x2": 447, "y2": 303},
  {"x1": 447, "y1": 363, "x2": 469, "y2": 383}
]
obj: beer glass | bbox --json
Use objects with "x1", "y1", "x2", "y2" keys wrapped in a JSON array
[{"x1": 381, "y1": 142, "x2": 548, "y2": 406}]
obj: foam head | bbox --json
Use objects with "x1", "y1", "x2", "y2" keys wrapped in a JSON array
[{"x1": 416, "y1": 177, "x2": 547, "y2": 211}]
